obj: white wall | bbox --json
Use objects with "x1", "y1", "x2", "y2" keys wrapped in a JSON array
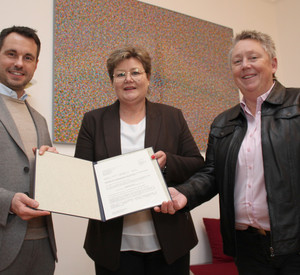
[
  {"x1": 1, "y1": 0, "x2": 300, "y2": 274},
  {"x1": 275, "y1": 0, "x2": 300, "y2": 87}
]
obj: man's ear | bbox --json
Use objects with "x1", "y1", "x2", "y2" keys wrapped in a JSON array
[{"x1": 271, "y1": 57, "x2": 278, "y2": 75}]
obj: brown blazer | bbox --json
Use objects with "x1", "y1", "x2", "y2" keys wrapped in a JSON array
[{"x1": 75, "y1": 99, "x2": 204, "y2": 271}]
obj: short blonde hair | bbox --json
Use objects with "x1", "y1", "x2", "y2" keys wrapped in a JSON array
[
  {"x1": 229, "y1": 30, "x2": 276, "y2": 61},
  {"x1": 106, "y1": 45, "x2": 151, "y2": 83}
]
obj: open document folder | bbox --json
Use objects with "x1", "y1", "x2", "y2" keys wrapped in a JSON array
[{"x1": 34, "y1": 147, "x2": 171, "y2": 221}]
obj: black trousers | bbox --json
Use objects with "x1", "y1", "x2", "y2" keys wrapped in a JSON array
[
  {"x1": 235, "y1": 229, "x2": 300, "y2": 275},
  {"x1": 95, "y1": 250, "x2": 190, "y2": 275}
]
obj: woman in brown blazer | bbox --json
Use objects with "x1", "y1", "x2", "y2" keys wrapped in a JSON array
[{"x1": 75, "y1": 45, "x2": 204, "y2": 275}]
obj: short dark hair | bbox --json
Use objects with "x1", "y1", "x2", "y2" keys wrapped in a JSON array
[
  {"x1": 0, "y1": 26, "x2": 41, "y2": 59},
  {"x1": 107, "y1": 45, "x2": 152, "y2": 83}
]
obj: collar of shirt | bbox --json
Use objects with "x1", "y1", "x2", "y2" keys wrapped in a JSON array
[
  {"x1": 240, "y1": 82, "x2": 275, "y2": 116},
  {"x1": 0, "y1": 83, "x2": 28, "y2": 101}
]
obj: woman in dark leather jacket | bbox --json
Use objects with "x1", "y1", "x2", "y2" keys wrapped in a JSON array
[{"x1": 157, "y1": 30, "x2": 300, "y2": 275}]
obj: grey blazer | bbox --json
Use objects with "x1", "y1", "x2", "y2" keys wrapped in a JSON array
[{"x1": 0, "y1": 95, "x2": 57, "y2": 271}]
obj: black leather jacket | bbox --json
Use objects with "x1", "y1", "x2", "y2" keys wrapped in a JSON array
[{"x1": 177, "y1": 81, "x2": 300, "y2": 257}]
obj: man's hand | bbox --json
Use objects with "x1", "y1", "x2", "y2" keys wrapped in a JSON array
[
  {"x1": 32, "y1": 145, "x2": 58, "y2": 155},
  {"x1": 10, "y1": 193, "x2": 50, "y2": 220},
  {"x1": 154, "y1": 187, "x2": 187, "y2": 214}
]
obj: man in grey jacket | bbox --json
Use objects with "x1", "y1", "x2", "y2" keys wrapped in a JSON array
[
  {"x1": 156, "y1": 30, "x2": 300, "y2": 275},
  {"x1": 0, "y1": 26, "x2": 57, "y2": 274}
]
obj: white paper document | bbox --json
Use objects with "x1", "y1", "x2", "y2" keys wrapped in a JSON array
[{"x1": 34, "y1": 148, "x2": 170, "y2": 221}]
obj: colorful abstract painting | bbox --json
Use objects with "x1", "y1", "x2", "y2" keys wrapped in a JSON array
[{"x1": 54, "y1": 0, "x2": 238, "y2": 151}]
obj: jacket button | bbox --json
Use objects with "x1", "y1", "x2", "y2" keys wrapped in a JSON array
[{"x1": 24, "y1": 167, "x2": 30, "y2": 173}]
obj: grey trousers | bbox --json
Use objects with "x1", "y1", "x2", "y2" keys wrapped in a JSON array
[{"x1": 0, "y1": 238, "x2": 55, "y2": 275}]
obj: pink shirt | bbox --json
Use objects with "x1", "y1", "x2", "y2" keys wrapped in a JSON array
[{"x1": 234, "y1": 84, "x2": 274, "y2": 231}]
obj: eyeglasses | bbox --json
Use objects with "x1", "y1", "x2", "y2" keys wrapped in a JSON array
[{"x1": 113, "y1": 68, "x2": 145, "y2": 83}]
